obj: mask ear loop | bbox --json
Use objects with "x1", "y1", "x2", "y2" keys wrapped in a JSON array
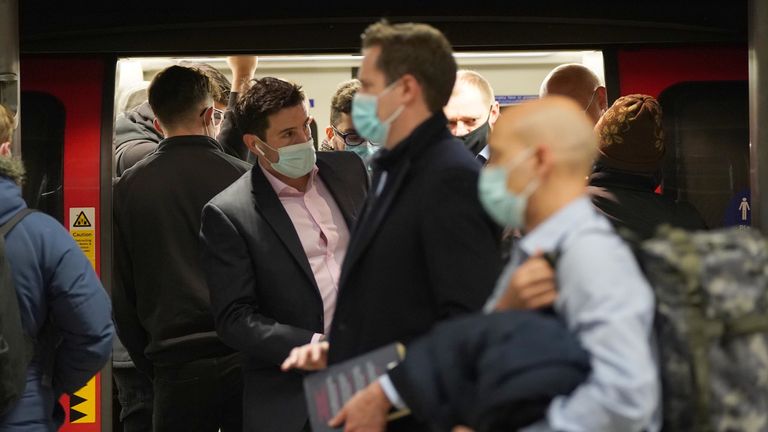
[{"x1": 383, "y1": 105, "x2": 404, "y2": 125}]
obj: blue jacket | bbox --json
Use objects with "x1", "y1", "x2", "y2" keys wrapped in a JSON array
[{"x1": 0, "y1": 176, "x2": 114, "y2": 431}]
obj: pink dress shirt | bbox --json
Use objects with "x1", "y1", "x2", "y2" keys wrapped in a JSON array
[{"x1": 260, "y1": 163, "x2": 349, "y2": 341}]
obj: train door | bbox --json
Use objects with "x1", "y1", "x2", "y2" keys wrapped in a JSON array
[
  {"x1": 613, "y1": 46, "x2": 749, "y2": 229},
  {"x1": 20, "y1": 56, "x2": 115, "y2": 432}
]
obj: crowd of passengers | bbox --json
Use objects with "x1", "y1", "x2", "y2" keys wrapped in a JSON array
[{"x1": 0, "y1": 19, "x2": 711, "y2": 432}]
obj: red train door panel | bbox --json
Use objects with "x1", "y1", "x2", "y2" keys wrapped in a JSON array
[{"x1": 21, "y1": 57, "x2": 107, "y2": 432}]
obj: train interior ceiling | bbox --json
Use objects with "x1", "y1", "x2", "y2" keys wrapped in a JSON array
[{"x1": 114, "y1": 51, "x2": 605, "y2": 133}]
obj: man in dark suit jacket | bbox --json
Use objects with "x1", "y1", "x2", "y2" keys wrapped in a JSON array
[
  {"x1": 283, "y1": 21, "x2": 502, "y2": 432},
  {"x1": 200, "y1": 77, "x2": 368, "y2": 432},
  {"x1": 113, "y1": 66, "x2": 251, "y2": 432}
]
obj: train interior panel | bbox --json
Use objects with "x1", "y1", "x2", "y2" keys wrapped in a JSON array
[{"x1": 114, "y1": 50, "x2": 605, "y2": 138}]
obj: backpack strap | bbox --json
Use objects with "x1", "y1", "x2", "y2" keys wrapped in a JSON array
[{"x1": 0, "y1": 209, "x2": 36, "y2": 238}]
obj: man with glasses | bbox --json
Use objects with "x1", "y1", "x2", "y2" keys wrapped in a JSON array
[
  {"x1": 322, "y1": 79, "x2": 379, "y2": 173},
  {"x1": 539, "y1": 63, "x2": 608, "y2": 125},
  {"x1": 444, "y1": 70, "x2": 501, "y2": 164},
  {"x1": 113, "y1": 65, "x2": 250, "y2": 432}
]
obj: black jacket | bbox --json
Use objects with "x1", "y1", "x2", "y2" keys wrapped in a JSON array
[
  {"x1": 199, "y1": 153, "x2": 368, "y2": 432},
  {"x1": 113, "y1": 102, "x2": 164, "y2": 176},
  {"x1": 588, "y1": 169, "x2": 708, "y2": 240},
  {"x1": 113, "y1": 135, "x2": 251, "y2": 377},
  {"x1": 388, "y1": 311, "x2": 591, "y2": 432},
  {"x1": 328, "y1": 112, "x2": 502, "y2": 429}
]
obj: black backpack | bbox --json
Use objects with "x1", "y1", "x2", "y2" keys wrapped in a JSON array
[{"x1": 0, "y1": 209, "x2": 35, "y2": 415}]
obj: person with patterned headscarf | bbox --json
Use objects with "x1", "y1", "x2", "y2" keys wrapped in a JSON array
[{"x1": 588, "y1": 94, "x2": 707, "y2": 239}]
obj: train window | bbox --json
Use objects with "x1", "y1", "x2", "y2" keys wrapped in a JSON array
[
  {"x1": 659, "y1": 81, "x2": 749, "y2": 229},
  {"x1": 113, "y1": 50, "x2": 605, "y2": 134},
  {"x1": 20, "y1": 91, "x2": 65, "y2": 223}
]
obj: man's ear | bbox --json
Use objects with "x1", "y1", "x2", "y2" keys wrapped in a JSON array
[
  {"x1": 153, "y1": 118, "x2": 165, "y2": 137},
  {"x1": 596, "y1": 86, "x2": 608, "y2": 113},
  {"x1": 488, "y1": 101, "x2": 501, "y2": 127},
  {"x1": 399, "y1": 74, "x2": 421, "y2": 106},
  {"x1": 243, "y1": 133, "x2": 264, "y2": 156},
  {"x1": 202, "y1": 106, "x2": 213, "y2": 125},
  {"x1": 325, "y1": 126, "x2": 334, "y2": 141},
  {"x1": 535, "y1": 143, "x2": 554, "y2": 176},
  {"x1": 0, "y1": 141, "x2": 11, "y2": 158}
]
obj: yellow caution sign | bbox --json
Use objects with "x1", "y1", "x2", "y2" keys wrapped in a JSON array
[
  {"x1": 69, "y1": 207, "x2": 96, "y2": 269},
  {"x1": 72, "y1": 211, "x2": 92, "y2": 228},
  {"x1": 69, "y1": 376, "x2": 96, "y2": 423}
]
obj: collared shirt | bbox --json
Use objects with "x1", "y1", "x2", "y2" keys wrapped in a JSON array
[
  {"x1": 382, "y1": 196, "x2": 660, "y2": 431},
  {"x1": 260, "y1": 163, "x2": 349, "y2": 339},
  {"x1": 489, "y1": 196, "x2": 661, "y2": 432}
]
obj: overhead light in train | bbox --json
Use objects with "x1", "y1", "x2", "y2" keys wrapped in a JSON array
[{"x1": 129, "y1": 51, "x2": 560, "y2": 67}]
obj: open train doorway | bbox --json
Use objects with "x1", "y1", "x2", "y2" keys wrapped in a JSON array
[{"x1": 112, "y1": 50, "x2": 605, "y2": 155}]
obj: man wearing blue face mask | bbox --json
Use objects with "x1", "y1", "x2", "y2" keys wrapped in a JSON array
[
  {"x1": 322, "y1": 79, "x2": 379, "y2": 174},
  {"x1": 282, "y1": 20, "x2": 502, "y2": 432},
  {"x1": 326, "y1": 96, "x2": 660, "y2": 432},
  {"x1": 200, "y1": 77, "x2": 368, "y2": 432}
]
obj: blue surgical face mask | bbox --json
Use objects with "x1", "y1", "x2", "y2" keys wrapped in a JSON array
[
  {"x1": 351, "y1": 80, "x2": 404, "y2": 145},
  {"x1": 255, "y1": 138, "x2": 317, "y2": 179},
  {"x1": 478, "y1": 148, "x2": 540, "y2": 229}
]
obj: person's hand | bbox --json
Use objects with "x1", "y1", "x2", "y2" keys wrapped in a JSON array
[
  {"x1": 329, "y1": 380, "x2": 391, "y2": 432},
  {"x1": 494, "y1": 251, "x2": 557, "y2": 311},
  {"x1": 0, "y1": 141, "x2": 11, "y2": 158},
  {"x1": 281, "y1": 341, "x2": 329, "y2": 371},
  {"x1": 227, "y1": 56, "x2": 258, "y2": 94}
]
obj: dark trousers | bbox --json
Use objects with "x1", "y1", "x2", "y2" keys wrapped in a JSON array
[
  {"x1": 113, "y1": 366, "x2": 154, "y2": 432},
  {"x1": 152, "y1": 352, "x2": 243, "y2": 432}
]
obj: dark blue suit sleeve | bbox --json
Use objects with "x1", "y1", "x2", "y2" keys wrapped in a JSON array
[{"x1": 200, "y1": 203, "x2": 315, "y2": 366}]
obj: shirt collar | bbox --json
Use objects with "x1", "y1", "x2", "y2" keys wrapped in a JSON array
[
  {"x1": 156, "y1": 135, "x2": 223, "y2": 152},
  {"x1": 373, "y1": 111, "x2": 450, "y2": 172},
  {"x1": 518, "y1": 195, "x2": 595, "y2": 256},
  {"x1": 259, "y1": 161, "x2": 319, "y2": 196},
  {"x1": 478, "y1": 144, "x2": 490, "y2": 160}
]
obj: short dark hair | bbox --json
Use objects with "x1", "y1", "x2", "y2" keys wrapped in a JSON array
[
  {"x1": 235, "y1": 77, "x2": 305, "y2": 140},
  {"x1": 148, "y1": 65, "x2": 213, "y2": 128},
  {"x1": 362, "y1": 21, "x2": 457, "y2": 112},
  {"x1": 178, "y1": 61, "x2": 231, "y2": 106},
  {"x1": 330, "y1": 79, "x2": 361, "y2": 127}
]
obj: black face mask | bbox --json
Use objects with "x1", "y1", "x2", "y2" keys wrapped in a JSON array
[{"x1": 457, "y1": 121, "x2": 490, "y2": 156}]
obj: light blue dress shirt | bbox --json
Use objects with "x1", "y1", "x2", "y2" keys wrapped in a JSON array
[
  {"x1": 489, "y1": 196, "x2": 660, "y2": 432},
  {"x1": 382, "y1": 196, "x2": 661, "y2": 431}
]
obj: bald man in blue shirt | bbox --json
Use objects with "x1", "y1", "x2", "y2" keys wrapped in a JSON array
[{"x1": 332, "y1": 96, "x2": 660, "y2": 432}]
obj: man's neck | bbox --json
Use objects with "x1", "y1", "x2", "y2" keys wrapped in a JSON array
[
  {"x1": 258, "y1": 157, "x2": 311, "y2": 192},
  {"x1": 163, "y1": 126, "x2": 209, "y2": 139},
  {"x1": 524, "y1": 181, "x2": 587, "y2": 232},
  {"x1": 384, "y1": 105, "x2": 432, "y2": 150}
]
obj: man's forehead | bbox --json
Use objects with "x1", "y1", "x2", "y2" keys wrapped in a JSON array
[
  {"x1": 359, "y1": 47, "x2": 381, "y2": 77},
  {"x1": 446, "y1": 86, "x2": 488, "y2": 116},
  {"x1": 335, "y1": 112, "x2": 355, "y2": 131},
  {"x1": 268, "y1": 104, "x2": 308, "y2": 129}
]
